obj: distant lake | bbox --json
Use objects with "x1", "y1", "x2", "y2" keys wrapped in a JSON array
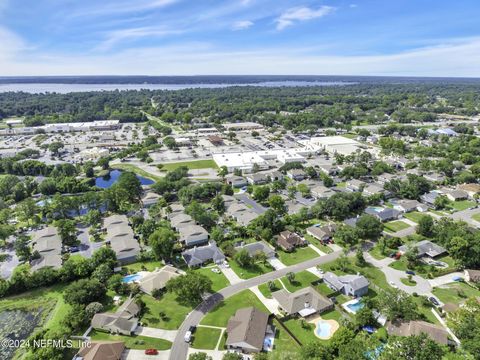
[
  {"x1": 95, "y1": 169, "x2": 154, "y2": 188},
  {"x1": 0, "y1": 81, "x2": 355, "y2": 94}
]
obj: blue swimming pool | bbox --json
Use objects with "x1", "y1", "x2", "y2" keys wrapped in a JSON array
[
  {"x1": 315, "y1": 321, "x2": 332, "y2": 337},
  {"x1": 346, "y1": 300, "x2": 365, "y2": 313},
  {"x1": 122, "y1": 274, "x2": 141, "y2": 283}
]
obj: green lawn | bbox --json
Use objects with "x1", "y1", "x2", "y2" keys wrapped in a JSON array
[
  {"x1": 124, "y1": 260, "x2": 165, "y2": 273},
  {"x1": 191, "y1": 327, "x2": 222, "y2": 350},
  {"x1": 336, "y1": 182, "x2": 346, "y2": 189},
  {"x1": 194, "y1": 267, "x2": 230, "y2": 292},
  {"x1": 400, "y1": 278, "x2": 417, "y2": 286},
  {"x1": 272, "y1": 319, "x2": 300, "y2": 355},
  {"x1": 472, "y1": 213, "x2": 480, "y2": 222},
  {"x1": 384, "y1": 220, "x2": 411, "y2": 233},
  {"x1": 228, "y1": 260, "x2": 273, "y2": 280},
  {"x1": 432, "y1": 283, "x2": 480, "y2": 304},
  {"x1": 201, "y1": 290, "x2": 268, "y2": 327},
  {"x1": 368, "y1": 244, "x2": 394, "y2": 260},
  {"x1": 160, "y1": 160, "x2": 218, "y2": 171},
  {"x1": 140, "y1": 292, "x2": 192, "y2": 330},
  {"x1": 315, "y1": 282, "x2": 337, "y2": 297},
  {"x1": 258, "y1": 280, "x2": 283, "y2": 299},
  {"x1": 448, "y1": 200, "x2": 476, "y2": 212},
  {"x1": 403, "y1": 211, "x2": 428, "y2": 223},
  {"x1": 278, "y1": 246, "x2": 319, "y2": 266},
  {"x1": 110, "y1": 163, "x2": 161, "y2": 181},
  {"x1": 281, "y1": 271, "x2": 319, "y2": 293},
  {"x1": 305, "y1": 234, "x2": 333, "y2": 254},
  {"x1": 390, "y1": 255, "x2": 457, "y2": 277},
  {"x1": 90, "y1": 330, "x2": 171, "y2": 350}
]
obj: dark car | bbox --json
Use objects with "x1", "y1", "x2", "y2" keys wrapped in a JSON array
[
  {"x1": 69, "y1": 246, "x2": 79, "y2": 253},
  {"x1": 429, "y1": 297, "x2": 440, "y2": 306},
  {"x1": 189, "y1": 325, "x2": 197, "y2": 333},
  {"x1": 406, "y1": 270, "x2": 415, "y2": 275}
]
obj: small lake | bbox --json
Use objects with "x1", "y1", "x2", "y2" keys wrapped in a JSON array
[
  {"x1": 95, "y1": 169, "x2": 154, "y2": 188},
  {"x1": 0, "y1": 309, "x2": 43, "y2": 359}
]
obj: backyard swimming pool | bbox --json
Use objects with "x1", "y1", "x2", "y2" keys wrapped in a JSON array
[
  {"x1": 122, "y1": 273, "x2": 142, "y2": 283},
  {"x1": 344, "y1": 299, "x2": 365, "y2": 314},
  {"x1": 316, "y1": 321, "x2": 332, "y2": 338}
]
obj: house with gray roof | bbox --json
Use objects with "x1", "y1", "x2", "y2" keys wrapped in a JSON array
[
  {"x1": 138, "y1": 266, "x2": 182, "y2": 295},
  {"x1": 226, "y1": 307, "x2": 271, "y2": 353},
  {"x1": 364, "y1": 206, "x2": 401, "y2": 222},
  {"x1": 393, "y1": 199, "x2": 424, "y2": 213},
  {"x1": 444, "y1": 189, "x2": 468, "y2": 202},
  {"x1": 346, "y1": 179, "x2": 366, "y2": 192},
  {"x1": 104, "y1": 215, "x2": 140, "y2": 264},
  {"x1": 182, "y1": 242, "x2": 225, "y2": 267},
  {"x1": 163, "y1": 203, "x2": 185, "y2": 219},
  {"x1": 272, "y1": 286, "x2": 333, "y2": 317},
  {"x1": 399, "y1": 240, "x2": 446, "y2": 259},
  {"x1": 421, "y1": 190, "x2": 442, "y2": 206},
  {"x1": 30, "y1": 226, "x2": 63, "y2": 272},
  {"x1": 141, "y1": 191, "x2": 160, "y2": 207},
  {"x1": 363, "y1": 183, "x2": 386, "y2": 196},
  {"x1": 311, "y1": 185, "x2": 336, "y2": 199},
  {"x1": 306, "y1": 224, "x2": 336, "y2": 243},
  {"x1": 226, "y1": 175, "x2": 248, "y2": 188},
  {"x1": 323, "y1": 272, "x2": 369, "y2": 297},
  {"x1": 226, "y1": 202, "x2": 258, "y2": 226},
  {"x1": 178, "y1": 224, "x2": 209, "y2": 247},
  {"x1": 170, "y1": 213, "x2": 195, "y2": 230},
  {"x1": 235, "y1": 241, "x2": 275, "y2": 258},
  {"x1": 246, "y1": 173, "x2": 269, "y2": 185},
  {"x1": 287, "y1": 169, "x2": 306, "y2": 181},
  {"x1": 91, "y1": 297, "x2": 140, "y2": 335},
  {"x1": 386, "y1": 320, "x2": 449, "y2": 345}
]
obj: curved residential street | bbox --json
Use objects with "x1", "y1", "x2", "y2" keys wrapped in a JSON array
[{"x1": 168, "y1": 250, "x2": 342, "y2": 360}]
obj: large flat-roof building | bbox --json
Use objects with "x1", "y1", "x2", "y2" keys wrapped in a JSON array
[{"x1": 299, "y1": 136, "x2": 379, "y2": 156}]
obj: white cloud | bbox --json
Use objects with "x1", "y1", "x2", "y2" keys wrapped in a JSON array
[
  {"x1": 232, "y1": 20, "x2": 254, "y2": 31},
  {"x1": 276, "y1": 6, "x2": 335, "y2": 30},
  {"x1": 96, "y1": 26, "x2": 184, "y2": 50},
  {"x1": 68, "y1": 0, "x2": 179, "y2": 18}
]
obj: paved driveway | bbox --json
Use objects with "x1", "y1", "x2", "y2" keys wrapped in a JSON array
[
  {"x1": 123, "y1": 349, "x2": 170, "y2": 360},
  {"x1": 267, "y1": 257, "x2": 286, "y2": 270},
  {"x1": 428, "y1": 272, "x2": 464, "y2": 287},
  {"x1": 449, "y1": 207, "x2": 480, "y2": 228},
  {"x1": 134, "y1": 326, "x2": 178, "y2": 342},
  {"x1": 234, "y1": 193, "x2": 267, "y2": 215},
  {"x1": 169, "y1": 250, "x2": 342, "y2": 360}
]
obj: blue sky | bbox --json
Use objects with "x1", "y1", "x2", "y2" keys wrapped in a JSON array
[{"x1": 1, "y1": 0, "x2": 479, "y2": 76}]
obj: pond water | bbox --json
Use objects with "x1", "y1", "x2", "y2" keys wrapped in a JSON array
[
  {"x1": 95, "y1": 169, "x2": 154, "y2": 188},
  {"x1": 0, "y1": 309, "x2": 43, "y2": 359}
]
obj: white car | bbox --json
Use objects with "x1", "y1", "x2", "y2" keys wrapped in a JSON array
[
  {"x1": 389, "y1": 281, "x2": 398, "y2": 288},
  {"x1": 211, "y1": 268, "x2": 220, "y2": 274},
  {"x1": 223, "y1": 261, "x2": 230, "y2": 268},
  {"x1": 184, "y1": 331, "x2": 192, "y2": 343}
]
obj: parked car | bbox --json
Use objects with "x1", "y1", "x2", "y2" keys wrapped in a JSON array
[
  {"x1": 389, "y1": 281, "x2": 398, "y2": 288},
  {"x1": 406, "y1": 270, "x2": 415, "y2": 275},
  {"x1": 211, "y1": 268, "x2": 220, "y2": 274},
  {"x1": 189, "y1": 325, "x2": 197, "y2": 333},
  {"x1": 145, "y1": 349, "x2": 158, "y2": 355},
  {"x1": 184, "y1": 330, "x2": 192, "y2": 343},
  {"x1": 429, "y1": 297, "x2": 440, "y2": 306},
  {"x1": 223, "y1": 261, "x2": 230, "y2": 268},
  {"x1": 69, "y1": 246, "x2": 79, "y2": 253}
]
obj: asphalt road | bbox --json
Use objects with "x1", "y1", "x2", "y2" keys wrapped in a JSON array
[
  {"x1": 235, "y1": 193, "x2": 267, "y2": 214},
  {"x1": 169, "y1": 250, "x2": 342, "y2": 360}
]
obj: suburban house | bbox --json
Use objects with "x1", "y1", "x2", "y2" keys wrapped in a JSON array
[
  {"x1": 286, "y1": 169, "x2": 306, "y2": 181},
  {"x1": 385, "y1": 320, "x2": 449, "y2": 345},
  {"x1": 421, "y1": 190, "x2": 442, "y2": 206},
  {"x1": 182, "y1": 242, "x2": 225, "y2": 267},
  {"x1": 235, "y1": 241, "x2": 276, "y2": 258},
  {"x1": 272, "y1": 287, "x2": 333, "y2": 317},
  {"x1": 393, "y1": 199, "x2": 427, "y2": 213},
  {"x1": 170, "y1": 213, "x2": 195, "y2": 230},
  {"x1": 443, "y1": 189, "x2": 468, "y2": 202},
  {"x1": 267, "y1": 170, "x2": 283, "y2": 181},
  {"x1": 178, "y1": 224, "x2": 209, "y2": 247},
  {"x1": 457, "y1": 183, "x2": 480, "y2": 199},
  {"x1": 91, "y1": 298, "x2": 140, "y2": 335},
  {"x1": 346, "y1": 179, "x2": 365, "y2": 192},
  {"x1": 323, "y1": 272, "x2": 369, "y2": 297},
  {"x1": 285, "y1": 200, "x2": 307, "y2": 215},
  {"x1": 311, "y1": 185, "x2": 336, "y2": 199},
  {"x1": 318, "y1": 164, "x2": 339, "y2": 176},
  {"x1": 246, "y1": 173, "x2": 269, "y2": 185},
  {"x1": 306, "y1": 224, "x2": 336, "y2": 243},
  {"x1": 377, "y1": 173, "x2": 396, "y2": 185},
  {"x1": 399, "y1": 240, "x2": 447, "y2": 259},
  {"x1": 226, "y1": 307, "x2": 272, "y2": 353},
  {"x1": 464, "y1": 269, "x2": 480, "y2": 284},
  {"x1": 104, "y1": 215, "x2": 140, "y2": 264},
  {"x1": 141, "y1": 191, "x2": 160, "y2": 207},
  {"x1": 226, "y1": 175, "x2": 248, "y2": 188},
  {"x1": 138, "y1": 266, "x2": 182, "y2": 295},
  {"x1": 74, "y1": 341, "x2": 125, "y2": 360},
  {"x1": 276, "y1": 230, "x2": 307, "y2": 252},
  {"x1": 226, "y1": 202, "x2": 258, "y2": 226},
  {"x1": 163, "y1": 203, "x2": 185, "y2": 220},
  {"x1": 362, "y1": 183, "x2": 386, "y2": 196},
  {"x1": 30, "y1": 226, "x2": 62, "y2": 272},
  {"x1": 364, "y1": 206, "x2": 401, "y2": 222},
  {"x1": 424, "y1": 172, "x2": 446, "y2": 183},
  {"x1": 222, "y1": 194, "x2": 237, "y2": 209}
]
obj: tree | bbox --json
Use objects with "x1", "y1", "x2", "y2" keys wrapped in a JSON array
[
  {"x1": 222, "y1": 353, "x2": 243, "y2": 360},
  {"x1": 405, "y1": 245, "x2": 419, "y2": 268},
  {"x1": 417, "y1": 215, "x2": 434, "y2": 237},
  {"x1": 163, "y1": 136, "x2": 177, "y2": 149},
  {"x1": 116, "y1": 171, "x2": 142, "y2": 201},
  {"x1": 335, "y1": 225, "x2": 359, "y2": 248},
  {"x1": 211, "y1": 195, "x2": 225, "y2": 214},
  {"x1": 166, "y1": 272, "x2": 212, "y2": 305},
  {"x1": 97, "y1": 157, "x2": 110, "y2": 170},
  {"x1": 234, "y1": 249, "x2": 253, "y2": 268},
  {"x1": 337, "y1": 253, "x2": 350, "y2": 272},
  {"x1": 85, "y1": 302, "x2": 104, "y2": 318},
  {"x1": 188, "y1": 353, "x2": 213, "y2": 360},
  {"x1": 55, "y1": 219, "x2": 78, "y2": 246},
  {"x1": 14, "y1": 235, "x2": 31, "y2": 262},
  {"x1": 48, "y1": 141, "x2": 64, "y2": 155},
  {"x1": 91, "y1": 247, "x2": 117, "y2": 269},
  {"x1": 356, "y1": 214, "x2": 383, "y2": 240},
  {"x1": 253, "y1": 186, "x2": 270, "y2": 202},
  {"x1": 63, "y1": 278, "x2": 106, "y2": 306},
  {"x1": 434, "y1": 194, "x2": 449, "y2": 210},
  {"x1": 286, "y1": 272, "x2": 295, "y2": 283},
  {"x1": 16, "y1": 198, "x2": 40, "y2": 225},
  {"x1": 268, "y1": 195, "x2": 286, "y2": 215},
  {"x1": 217, "y1": 166, "x2": 228, "y2": 178},
  {"x1": 149, "y1": 228, "x2": 175, "y2": 260},
  {"x1": 379, "y1": 333, "x2": 445, "y2": 360},
  {"x1": 355, "y1": 307, "x2": 376, "y2": 327},
  {"x1": 91, "y1": 263, "x2": 113, "y2": 283},
  {"x1": 378, "y1": 288, "x2": 419, "y2": 321}
]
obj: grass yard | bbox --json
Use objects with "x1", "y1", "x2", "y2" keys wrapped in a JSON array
[
  {"x1": 258, "y1": 279, "x2": 283, "y2": 299},
  {"x1": 448, "y1": 200, "x2": 476, "y2": 212},
  {"x1": 123, "y1": 260, "x2": 165, "y2": 273},
  {"x1": 192, "y1": 327, "x2": 222, "y2": 350},
  {"x1": 305, "y1": 234, "x2": 333, "y2": 254},
  {"x1": 110, "y1": 163, "x2": 161, "y2": 181},
  {"x1": 384, "y1": 220, "x2": 411, "y2": 233},
  {"x1": 432, "y1": 282, "x2": 480, "y2": 304},
  {"x1": 278, "y1": 246, "x2": 319, "y2": 266},
  {"x1": 368, "y1": 244, "x2": 394, "y2": 260},
  {"x1": 472, "y1": 213, "x2": 480, "y2": 222},
  {"x1": 194, "y1": 267, "x2": 230, "y2": 292},
  {"x1": 140, "y1": 292, "x2": 192, "y2": 330},
  {"x1": 281, "y1": 271, "x2": 319, "y2": 293},
  {"x1": 400, "y1": 278, "x2": 417, "y2": 286},
  {"x1": 315, "y1": 281, "x2": 337, "y2": 297},
  {"x1": 90, "y1": 330, "x2": 171, "y2": 350},
  {"x1": 228, "y1": 260, "x2": 273, "y2": 280},
  {"x1": 160, "y1": 160, "x2": 218, "y2": 171},
  {"x1": 272, "y1": 319, "x2": 300, "y2": 355},
  {"x1": 336, "y1": 182, "x2": 346, "y2": 189},
  {"x1": 403, "y1": 211, "x2": 428, "y2": 223},
  {"x1": 201, "y1": 290, "x2": 268, "y2": 327}
]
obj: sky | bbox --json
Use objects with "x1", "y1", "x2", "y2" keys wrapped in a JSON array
[{"x1": 0, "y1": 0, "x2": 480, "y2": 77}]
